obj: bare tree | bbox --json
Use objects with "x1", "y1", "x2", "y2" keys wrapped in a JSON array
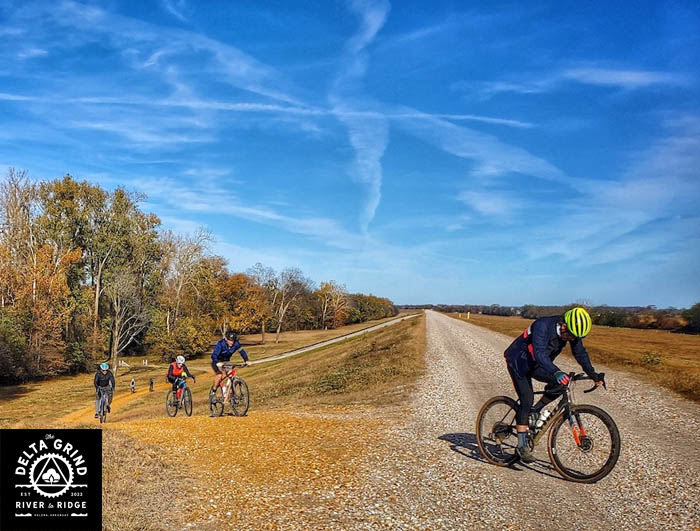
[
  {"x1": 329, "y1": 282, "x2": 349, "y2": 328},
  {"x1": 104, "y1": 270, "x2": 149, "y2": 374},
  {"x1": 247, "y1": 262, "x2": 278, "y2": 343},
  {"x1": 273, "y1": 268, "x2": 313, "y2": 343},
  {"x1": 160, "y1": 228, "x2": 212, "y2": 335}
]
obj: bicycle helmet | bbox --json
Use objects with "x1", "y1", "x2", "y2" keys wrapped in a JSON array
[
  {"x1": 563, "y1": 307, "x2": 592, "y2": 338},
  {"x1": 225, "y1": 330, "x2": 238, "y2": 341},
  {"x1": 99, "y1": 362, "x2": 109, "y2": 370},
  {"x1": 176, "y1": 355, "x2": 185, "y2": 365}
]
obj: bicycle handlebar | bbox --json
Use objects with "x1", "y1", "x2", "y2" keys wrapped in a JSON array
[
  {"x1": 566, "y1": 371, "x2": 606, "y2": 393},
  {"x1": 221, "y1": 362, "x2": 247, "y2": 369}
]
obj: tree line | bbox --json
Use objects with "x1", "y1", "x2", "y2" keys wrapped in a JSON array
[
  {"x1": 402, "y1": 303, "x2": 700, "y2": 334},
  {"x1": 0, "y1": 170, "x2": 397, "y2": 384}
]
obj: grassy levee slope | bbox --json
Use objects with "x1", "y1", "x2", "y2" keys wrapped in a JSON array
[
  {"x1": 0, "y1": 313, "x2": 425, "y2": 530},
  {"x1": 107, "y1": 312, "x2": 425, "y2": 421},
  {"x1": 447, "y1": 312, "x2": 700, "y2": 402}
]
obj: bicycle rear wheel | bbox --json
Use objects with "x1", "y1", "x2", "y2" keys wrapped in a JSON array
[
  {"x1": 166, "y1": 391, "x2": 178, "y2": 417},
  {"x1": 230, "y1": 378, "x2": 249, "y2": 417},
  {"x1": 476, "y1": 396, "x2": 519, "y2": 466},
  {"x1": 210, "y1": 386, "x2": 224, "y2": 417},
  {"x1": 548, "y1": 404, "x2": 620, "y2": 483},
  {"x1": 183, "y1": 388, "x2": 193, "y2": 417}
]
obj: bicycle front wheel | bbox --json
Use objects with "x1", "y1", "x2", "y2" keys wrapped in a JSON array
[
  {"x1": 548, "y1": 404, "x2": 621, "y2": 483},
  {"x1": 183, "y1": 388, "x2": 193, "y2": 417},
  {"x1": 99, "y1": 395, "x2": 107, "y2": 424},
  {"x1": 166, "y1": 391, "x2": 178, "y2": 417},
  {"x1": 476, "y1": 396, "x2": 519, "y2": 466},
  {"x1": 230, "y1": 379, "x2": 249, "y2": 417},
  {"x1": 210, "y1": 387, "x2": 224, "y2": 417}
]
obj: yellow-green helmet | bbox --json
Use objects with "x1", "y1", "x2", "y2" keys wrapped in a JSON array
[{"x1": 563, "y1": 307, "x2": 592, "y2": 338}]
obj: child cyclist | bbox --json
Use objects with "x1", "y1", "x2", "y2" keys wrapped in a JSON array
[
  {"x1": 167, "y1": 355, "x2": 196, "y2": 400},
  {"x1": 94, "y1": 362, "x2": 115, "y2": 418}
]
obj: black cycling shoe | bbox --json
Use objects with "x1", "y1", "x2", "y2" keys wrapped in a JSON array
[
  {"x1": 94, "y1": 413, "x2": 99, "y2": 418},
  {"x1": 517, "y1": 445, "x2": 536, "y2": 464},
  {"x1": 106, "y1": 405, "x2": 111, "y2": 413}
]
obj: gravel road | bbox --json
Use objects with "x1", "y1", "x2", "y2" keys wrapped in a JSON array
[{"x1": 355, "y1": 310, "x2": 700, "y2": 530}]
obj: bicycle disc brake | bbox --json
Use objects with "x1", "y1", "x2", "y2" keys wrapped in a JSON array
[{"x1": 578, "y1": 435, "x2": 594, "y2": 453}]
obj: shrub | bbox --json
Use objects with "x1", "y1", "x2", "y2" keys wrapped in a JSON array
[{"x1": 641, "y1": 352, "x2": 663, "y2": 367}]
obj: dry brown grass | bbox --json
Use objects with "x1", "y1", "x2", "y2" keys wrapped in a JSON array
[
  {"x1": 247, "y1": 312, "x2": 425, "y2": 409},
  {"x1": 101, "y1": 427, "x2": 204, "y2": 531},
  {"x1": 447, "y1": 312, "x2": 700, "y2": 402}
]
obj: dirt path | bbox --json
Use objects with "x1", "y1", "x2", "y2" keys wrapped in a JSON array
[
  {"x1": 58, "y1": 382, "x2": 172, "y2": 424},
  {"x1": 250, "y1": 313, "x2": 419, "y2": 365}
]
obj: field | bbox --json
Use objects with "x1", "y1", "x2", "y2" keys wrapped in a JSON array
[{"x1": 447, "y1": 312, "x2": 700, "y2": 402}]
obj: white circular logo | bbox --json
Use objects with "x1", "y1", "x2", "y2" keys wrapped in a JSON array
[{"x1": 27, "y1": 453, "x2": 75, "y2": 498}]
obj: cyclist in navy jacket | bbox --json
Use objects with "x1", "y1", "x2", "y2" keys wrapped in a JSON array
[
  {"x1": 210, "y1": 330, "x2": 249, "y2": 399},
  {"x1": 504, "y1": 307, "x2": 603, "y2": 463}
]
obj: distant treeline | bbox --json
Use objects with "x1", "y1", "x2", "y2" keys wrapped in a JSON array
[
  {"x1": 0, "y1": 170, "x2": 397, "y2": 385},
  {"x1": 401, "y1": 303, "x2": 700, "y2": 334}
]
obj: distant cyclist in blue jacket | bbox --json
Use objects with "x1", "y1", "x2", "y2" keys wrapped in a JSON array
[
  {"x1": 210, "y1": 330, "x2": 249, "y2": 400},
  {"x1": 504, "y1": 307, "x2": 603, "y2": 463}
]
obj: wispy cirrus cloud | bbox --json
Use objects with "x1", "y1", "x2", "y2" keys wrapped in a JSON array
[
  {"x1": 561, "y1": 68, "x2": 688, "y2": 89},
  {"x1": 17, "y1": 48, "x2": 48, "y2": 60},
  {"x1": 462, "y1": 65, "x2": 690, "y2": 99},
  {"x1": 161, "y1": 0, "x2": 188, "y2": 22},
  {"x1": 519, "y1": 114, "x2": 700, "y2": 267},
  {"x1": 393, "y1": 108, "x2": 565, "y2": 182},
  {"x1": 331, "y1": 0, "x2": 391, "y2": 233}
]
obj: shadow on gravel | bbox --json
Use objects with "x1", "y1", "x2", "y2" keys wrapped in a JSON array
[
  {"x1": 439, "y1": 433, "x2": 565, "y2": 481},
  {"x1": 438, "y1": 433, "x2": 490, "y2": 463}
]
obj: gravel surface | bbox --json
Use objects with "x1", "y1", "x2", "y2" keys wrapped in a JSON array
[{"x1": 357, "y1": 310, "x2": 700, "y2": 530}]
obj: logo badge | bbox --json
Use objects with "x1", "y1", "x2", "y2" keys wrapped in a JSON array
[{"x1": 1, "y1": 429, "x2": 102, "y2": 531}]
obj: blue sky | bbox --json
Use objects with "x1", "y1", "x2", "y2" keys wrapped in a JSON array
[{"x1": 1, "y1": 0, "x2": 698, "y2": 308}]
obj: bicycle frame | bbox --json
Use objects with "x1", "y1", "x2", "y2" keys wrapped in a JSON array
[
  {"x1": 529, "y1": 373, "x2": 597, "y2": 446},
  {"x1": 175, "y1": 378, "x2": 188, "y2": 402},
  {"x1": 530, "y1": 386, "x2": 573, "y2": 446},
  {"x1": 218, "y1": 364, "x2": 242, "y2": 401}
]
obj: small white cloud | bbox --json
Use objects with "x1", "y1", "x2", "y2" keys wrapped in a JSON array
[
  {"x1": 161, "y1": 0, "x2": 188, "y2": 22},
  {"x1": 561, "y1": 68, "x2": 687, "y2": 89},
  {"x1": 0, "y1": 93, "x2": 34, "y2": 101},
  {"x1": 458, "y1": 190, "x2": 517, "y2": 217},
  {"x1": 17, "y1": 48, "x2": 48, "y2": 60}
]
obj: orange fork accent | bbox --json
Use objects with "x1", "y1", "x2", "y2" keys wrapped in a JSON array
[{"x1": 572, "y1": 426, "x2": 582, "y2": 446}]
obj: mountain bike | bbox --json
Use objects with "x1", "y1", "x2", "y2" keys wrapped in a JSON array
[
  {"x1": 166, "y1": 377, "x2": 193, "y2": 417},
  {"x1": 97, "y1": 388, "x2": 108, "y2": 424},
  {"x1": 475, "y1": 373, "x2": 620, "y2": 483},
  {"x1": 209, "y1": 363, "x2": 249, "y2": 417}
]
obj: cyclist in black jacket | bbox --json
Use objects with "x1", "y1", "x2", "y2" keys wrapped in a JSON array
[
  {"x1": 94, "y1": 362, "x2": 115, "y2": 418},
  {"x1": 504, "y1": 307, "x2": 603, "y2": 463}
]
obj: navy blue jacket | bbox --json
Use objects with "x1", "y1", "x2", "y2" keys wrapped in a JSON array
[
  {"x1": 211, "y1": 338, "x2": 249, "y2": 364},
  {"x1": 504, "y1": 315, "x2": 596, "y2": 378}
]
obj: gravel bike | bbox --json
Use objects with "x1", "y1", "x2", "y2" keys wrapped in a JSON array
[
  {"x1": 476, "y1": 372, "x2": 620, "y2": 483},
  {"x1": 166, "y1": 377, "x2": 193, "y2": 417},
  {"x1": 209, "y1": 363, "x2": 249, "y2": 417}
]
